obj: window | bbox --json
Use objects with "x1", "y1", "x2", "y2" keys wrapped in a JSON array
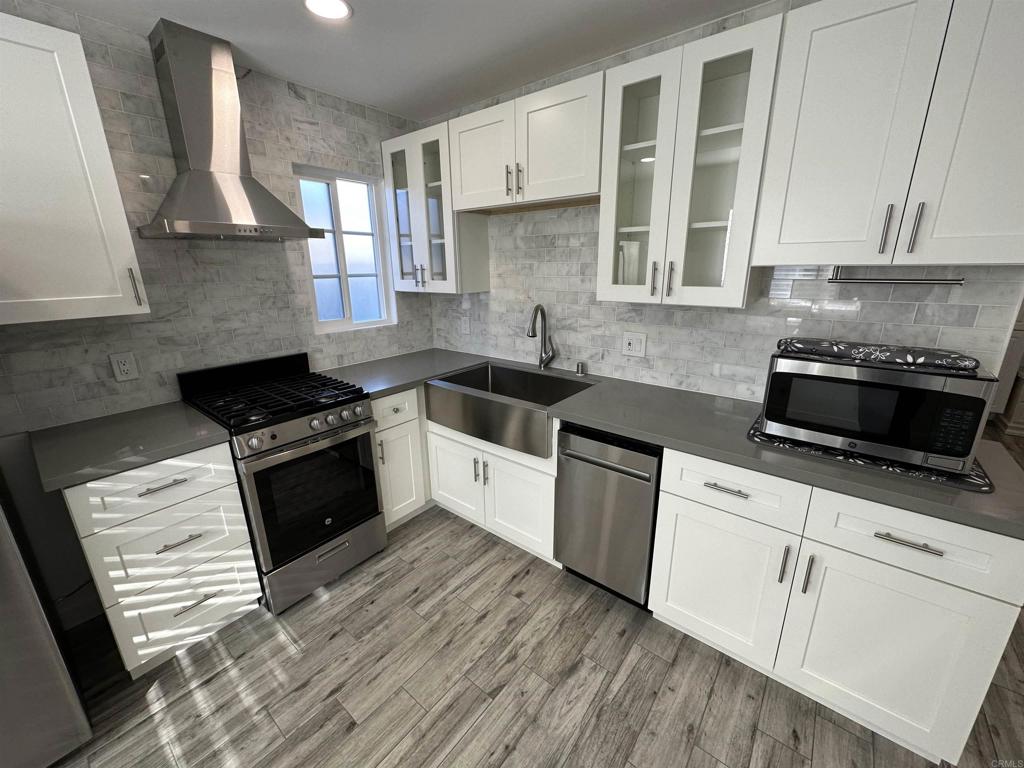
[{"x1": 298, "y1": 173, "x2": 394, "y2": 332}]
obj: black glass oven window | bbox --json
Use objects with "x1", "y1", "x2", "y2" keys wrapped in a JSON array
[
  {"x1": 786, "y1": 378, "x2": 899, "y2": 435},
  {"x1": 253, "y1": 432, "x2": 379, "y2": 566}
]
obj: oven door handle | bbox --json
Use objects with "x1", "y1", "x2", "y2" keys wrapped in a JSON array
[{"x1": 237, "y1": 422, "x2": 375, "y2": 473}]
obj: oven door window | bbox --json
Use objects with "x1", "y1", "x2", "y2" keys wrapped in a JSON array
[
  {"x1": 251, "y1": 432, "x2": 379, "y2": 567},
  {"x1": 764, "y1": 373, "x2": 985, "y2": 457}
]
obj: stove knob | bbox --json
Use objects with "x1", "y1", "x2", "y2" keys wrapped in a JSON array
[
  {"x1": 325, "y1": 413, "x2": 339, "y2": 426},
  {"x1": 353, "y1": 404, "x2": 365, "y2": 418},
  {"x1": 309, "y1": 417, "x2": 322, "y2": 431},
  {"x1": 246, "y1": 436, "x2": 264, "y2": 451},
  {"x1": 340, "y1": 408, "x2": 353, "y2": 421}
]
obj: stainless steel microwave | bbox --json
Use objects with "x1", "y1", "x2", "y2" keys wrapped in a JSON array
[{"x1": 761, "y1": 353, "x2": 996, "y2": 474}]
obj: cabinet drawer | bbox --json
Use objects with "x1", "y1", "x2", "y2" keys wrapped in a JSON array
[
  {"x1": 661, "y1": 449, "x2": 811, "y2": 534},
  {"x1": 105, "y1": 544, "x2": 260, "y2": 671},
  {"x1": 807, "y1": 489, "x2": 1024, "y2": 604},
  {"x1": 82, "y1": 485, "x2": 249, "y2": 608},
  {"x1": 65, "y1": 443, "x2": 236, "y2": 537},
  {"x1": 372, "y1": 389, "x2": 419, "y2": 431}
]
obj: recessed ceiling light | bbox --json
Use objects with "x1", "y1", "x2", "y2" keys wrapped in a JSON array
[
  {"x1": 640, "y1": 156, "x2": 655, "y2": 163},
  {"x1": 304, "y1": 0, "x2": 352, "y2": 20}
]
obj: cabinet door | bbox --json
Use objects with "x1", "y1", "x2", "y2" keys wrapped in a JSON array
[
  {"x1": 382, "y1": 136, "x2": 421, "y2": 292},
  {"x1": 664, "y1": 16, "x2": 781, "y2": 308},
  {"x1": 427, "y1": 432, "x2": 485, "y2": 525},
  {"x1": 0, "y1": 12, "x2": 148, "y2": 324},
  {"x1": 515, "y1": 73, "x2": 603, "y2": 203},
  {"x1": 596, "y1": 49, "x2": 682, "y2": 304},
  {"x1": 483, "y1": 452, "x2": 554, "y2": 559},
  {"x1": 776, "y1": 542, "x2": 1018, "y2": 763},
  {"x1": 448, "y1": 102, "x2": 516, "y2": 210},
  {"x1": 894, "y1": 0, "x2": 1024, "y2": 265},
  {"x1": 649, "y1": 493, "x2": 799, "y2": 670},
  {"x1": 377, "y1": 420, "x2": 426, "y2": 527},
  {"x1": 752, "y1": 0, "x2": 952, "y2": 266},
  {"x1": 416, "y1": 124, "x2": 458, "y2": 292}
]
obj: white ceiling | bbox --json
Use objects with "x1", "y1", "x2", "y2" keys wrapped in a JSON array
[{"x1": 45, "y1": 0, "x2": 754, "y2": 121}]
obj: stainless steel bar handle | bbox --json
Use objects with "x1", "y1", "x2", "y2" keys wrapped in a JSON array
[
  {"x1": 128, "y1": 267, "x2": 143, "y2": 306},
  {"x1": 702, "y1": 481, "x2": 749, "y2": 500},
  {"x1": 505, "y1": 164, "x2": 513, "y2": 196},
  {"x1": 473, "y1": 457, "x2": 480, "y2": 482},
  {"x1": 377, "y1": 440, "x2": 385, "y2": 465},
  {"x1": 801, "y1": 555, "x2": 815, "y2": 594},
  {"x1": 420, "y1": 265, "x2": 427, "y2": 287},
  {"x1": 877, "y1": 203, "x2": 894, "y2": 254},
  {"x1": 413, "y1": 265, "x2": 420, "y2": 287},
  {"x1": 173, "y1": 591, "x2": 219, "y2": 617},
  {"x1": 650, "y1": 261, "x2": 659, "y2": 296},
  {"x1": 907, "y1": 202, "x2": 925, "y2": 253},
  {"x1": 516, "y1": 163, "x2": 523, "y2": 195},
  {"x1": 873, "y1": 531, "x2": 944, "y2": 557},
  {"x1": 138, "y1": 476, "x2": 189, "y2": 497},
  {"x1": 316, "y1": 539, "x2": 350, "y2": 564},
  {"x1": 665, "y1": 262, "x2": 675, "y2": 296},
  {"x1": 560, "y1": 448, "x2": 652, "y2": 482},
  {"x1": 777, "y1": 545, "x2": 790, "y2": 584},
  {"x1": 483, "y1": 460, "x2": 489, "y2": 486},
  {"x1": 155, "y1": 532, "x2": 202, "y2": 555}
]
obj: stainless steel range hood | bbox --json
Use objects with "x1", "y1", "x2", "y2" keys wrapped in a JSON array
[{"x1": 138, "y1": 20, "x2": 323, "y2": 241}]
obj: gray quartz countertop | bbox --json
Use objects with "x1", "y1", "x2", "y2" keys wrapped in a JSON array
[
  {"x1": 32, "y1": 401, "x2": 227, "y2": 492},
  {"x1": 320, "y1": 349, "x2": 489, "y2": 398}
]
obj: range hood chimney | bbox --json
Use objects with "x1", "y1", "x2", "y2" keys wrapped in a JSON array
[{"x1": 138, "y1": 20, "x2": 323, "y2": 241}]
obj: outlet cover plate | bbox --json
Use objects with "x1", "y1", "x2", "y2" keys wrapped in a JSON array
[
  {"x1": 109, "y1": 352, "x2": 139, "y2": 382},
  {"x1": 622, "y1": 331, "x2": 647, "y2": 357}
]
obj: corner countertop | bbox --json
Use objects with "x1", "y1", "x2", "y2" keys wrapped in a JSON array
[
  {"x1": 32, "y1": 401, "x2": 227, "y2": 493},
  {"x1": 320, "y1": 349, "x2": 489, "y2": 398}
]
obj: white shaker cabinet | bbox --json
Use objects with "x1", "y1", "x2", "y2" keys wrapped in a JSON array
[
  {"x1": 376, "y1": 418, "x2": 427, "y2": 527},
  {"x1": 483, "y1": 452, "x2": 555, "y2": 559},
  {"x1": 649, "y1": 492, "x2": 800, "y2": 671},
  {"x1": 893, "y1": 0, "x2": 1024, "y2": 265},
  {"x1": 0, "y1": 12, "x2": 149, "y2": 324},
  {"x1": 753, "y1": 0, "x2": 952, "y2": 266},
  {"x1": 448, "y1": 102, "x2": 518, "y2": 210},
  {"x1": 427, "y1": 431, "x2": 486, "y2": 525},
  {"x1": 775, "y1": 541, "x2": 1018, "y2": 764}
]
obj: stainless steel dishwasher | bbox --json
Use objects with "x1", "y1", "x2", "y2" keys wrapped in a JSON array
[{"x1": 554, "y1": 423, "x2": 661, "y2": 605}]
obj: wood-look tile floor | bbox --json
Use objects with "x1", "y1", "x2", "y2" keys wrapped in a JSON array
[{"x1": 59, "y1": 506, "x2": 1024, "y2": 768}]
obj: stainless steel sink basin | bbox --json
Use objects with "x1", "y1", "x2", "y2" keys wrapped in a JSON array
[{"x1": 425, "y1": 363, "x2": 593, "y2": 457}]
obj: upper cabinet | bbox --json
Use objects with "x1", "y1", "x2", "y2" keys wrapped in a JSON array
[
  {"x1": 382, "y1": 124, "x2": 489, "y2": 294},
  {"x1": 448, "y1": 74, "x2": 604, "y2": 211},
  {"x1": 597, "y1": 16, "x2": 781, "y2": 306},
  {"x1": 0, "y1": 12, "x2": 149, "y2": 325},
  {"x1": 754, "y1": 0, "x2": 1024, "y2": 267}
]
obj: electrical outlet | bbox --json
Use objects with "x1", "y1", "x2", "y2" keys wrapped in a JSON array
[
  {"x1": 109, "y1": 352, "x2": 139, "y2": 382},
  {"x1": 460, "y1": 317, "x2": 471, "y2": 335},
  {"x1": 622, "y1": 331, "x2": 647, "y2": 357}
]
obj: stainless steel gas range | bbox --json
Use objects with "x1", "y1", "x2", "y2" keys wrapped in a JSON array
[{"x1": 179, "y1": 354, "x2": 386, "y2": 614}]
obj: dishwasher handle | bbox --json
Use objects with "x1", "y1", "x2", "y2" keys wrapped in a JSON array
[{"x1": 560, "y1": 448, "x2": 652, "y2": 483}]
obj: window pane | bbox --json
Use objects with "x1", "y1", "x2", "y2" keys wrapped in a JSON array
[
  {"x1": 337, "y1": 179, "x2": 372, "y2": 233},
  {"x1": 343, "y1": 234, "x2": 376, "y2": 274},
  {"x1": 348, "y1": 276, "x2": 382, "y2": 322},
  {"x1": 314, "y1": 278, "x2": 344, "y2": 320},
  {"x1": 300, "y1": 179, "x2": 334, "y2": 230},
  {"x1": 309, "y1": 233, "x2": 339, "y2": 275}
]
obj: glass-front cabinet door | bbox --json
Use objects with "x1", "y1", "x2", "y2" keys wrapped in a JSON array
[
  {"x1": 663, "y1": 15, "x2": 782, "y2": 308},
  {"x1": 596, "y1": 49, "x2": 683, "y2": 303}
]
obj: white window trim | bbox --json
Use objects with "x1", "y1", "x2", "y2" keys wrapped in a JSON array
[{"x1": 296, "y1": 169, "x2": 396, "y2": 335}]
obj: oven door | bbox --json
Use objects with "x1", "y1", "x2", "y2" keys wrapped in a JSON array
[
  {"x1": 762, "y1": 358, "x2": 988, "y2": 465},
  {"x1": 237, "y1": 422, "x2": 382, "y2": 572}
]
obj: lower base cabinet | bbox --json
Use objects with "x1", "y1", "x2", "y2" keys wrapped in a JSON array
[
  {"x1": 376, "y1": 419, "x2": 427, "y2": 526},
  {"x1": 427, "y1": 430, "x2": 554, "y2": 558},
  {"x1": 649, "y1": 492, "x2": 800, "y2": 670},
  {"x1": 775, "y1": 541, "x2": 1018, "y2": 763}
]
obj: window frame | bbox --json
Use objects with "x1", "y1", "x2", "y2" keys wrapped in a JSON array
[{"x1": 296, "y1": 168, "x2": 396, "y2": 334}]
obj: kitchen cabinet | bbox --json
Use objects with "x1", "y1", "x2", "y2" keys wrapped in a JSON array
[
  {"x1": 376, "y1": 418, "x2": 427, "y2": 527},
  {"x1": 649, "y1": 492, "x2": 800, "y2": 670},
  {"x1": 595, "y1": 17, "x2": 780, "y2": 306},
  {"x1": 775, "y1": 541, "x2": 1017, "y2": 763},
  {"x1": 427, "y1": 431, "x2": 486, "y2": 525},
  {"x1": 0, "y1": 12, "x2": 149, "y2": 325},
  {"x1": 382, "y1": 124, "x2": 489, "y2": 294},
  {"x1": 448, "y1": 74, "x2": 603, "y2": 211}
]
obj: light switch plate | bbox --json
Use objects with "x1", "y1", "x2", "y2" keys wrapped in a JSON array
[
  {"x1": 109, "y1": 352, "x2": 139, "y2": 382},
  {"x1": 622, "y1": 331, "x2": 647, "y2": 357}
]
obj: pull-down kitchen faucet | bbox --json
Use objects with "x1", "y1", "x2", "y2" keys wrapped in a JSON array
[{"x1": 526, "y1": 303, "x2": 556, "y2": 370}]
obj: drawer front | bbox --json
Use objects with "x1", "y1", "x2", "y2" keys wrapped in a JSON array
[
  {"x1": 806, "y1": 489, "x2": 1024, "y2": 604},
  {"x1": 661, "y1": 449, "x2": 811, "y2": 534},
  {"x1": 105, "y1": 544, "x2": 260, "y2": 671},
  {"x1": 372, "y1": 388, "x2": 419, "y2": 430},
  {"x1": 82, "y1": 485, "x2": 249, "y2": 608},
  {"x1": 64, "y1": 443, "x2": 236, "y2": 537}
]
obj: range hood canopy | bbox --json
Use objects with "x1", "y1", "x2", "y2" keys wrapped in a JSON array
[{"x1": 138, "y1": 20, "x2": 323, "y2": 241}]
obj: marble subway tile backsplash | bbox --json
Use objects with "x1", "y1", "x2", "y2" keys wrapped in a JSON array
[{"x1": 431, "y1": 206, "x2": 1024, "y2": 402}]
